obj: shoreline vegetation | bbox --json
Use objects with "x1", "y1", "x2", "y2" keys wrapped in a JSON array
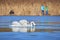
[
  {"x1": 0, "y1": 0, "x2": 60, "y2": 16},
  {"x1": 0, "y1": 28, "x2": 60, "y2": 32}
]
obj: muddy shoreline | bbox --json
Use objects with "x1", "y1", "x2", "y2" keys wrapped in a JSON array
[{"x1": 0, "y1": 28, "x2": 60, "y2": 32}]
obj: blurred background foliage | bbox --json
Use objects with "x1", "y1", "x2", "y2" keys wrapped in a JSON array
[{"x1": 0, "y1": 0, "x2": 60, "y2": 16}]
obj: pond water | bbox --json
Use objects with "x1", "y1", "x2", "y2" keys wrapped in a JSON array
[
  {"x1": 0, "y1": 16, "x2": 60, "y2": 40},
  {"x1": 0, "y1": 32, "x2": 60, "y2": 40}
]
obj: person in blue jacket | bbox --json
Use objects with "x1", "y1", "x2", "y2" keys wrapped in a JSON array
[{"x1": 41, "y1": 4, "x2": 45, "y2": 16}]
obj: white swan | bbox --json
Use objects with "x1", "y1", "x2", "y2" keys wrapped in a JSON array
[
  {"x1": 11, "y1": 21, "x2": 20, "y2": 32},
  {"x1": 19, "y1": 20, "x2": 29, "y2": 32},
  {"x1": 11, "y1": 20, "x2": 36, "y2": 32}
]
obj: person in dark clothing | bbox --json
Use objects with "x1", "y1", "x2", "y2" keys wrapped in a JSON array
[{"x1": 9, "y1": 10, "x2": 14, "y2": 15}]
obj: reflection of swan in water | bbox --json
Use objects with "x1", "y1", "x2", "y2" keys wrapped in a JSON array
[
  {"x1": 11, "y1": 20, "x2": 36, "y2": 32},
  {"x1": 11, "y1": 21, "x2": 20, "y2": 32}
]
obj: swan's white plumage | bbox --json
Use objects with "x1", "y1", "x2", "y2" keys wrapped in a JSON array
[{"x1": 11, "y1": 20, "x2": 36, "y2": 32}]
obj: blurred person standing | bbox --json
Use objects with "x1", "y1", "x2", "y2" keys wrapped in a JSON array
[
  {"x1": 45, "y1": 5, "x2": 48, "y2": 15},
  {"x1": 41, "y1": 4, "x2": 45, "y2": 16}
]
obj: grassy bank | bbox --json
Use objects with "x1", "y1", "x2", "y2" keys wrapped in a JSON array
[{"x1": 0, "y1": 0, "x2": 60, "y2": 16}]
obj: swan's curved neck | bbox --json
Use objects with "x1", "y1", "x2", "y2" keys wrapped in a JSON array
[{"x1": 30, "y1": 21, "x2": 36, "y2": 26}]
